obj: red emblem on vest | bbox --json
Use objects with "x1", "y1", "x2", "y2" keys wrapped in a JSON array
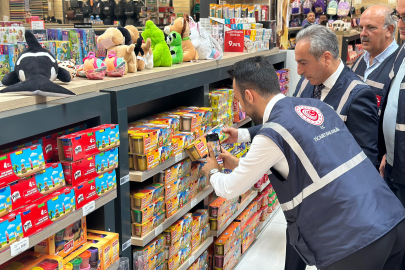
[
  {"x1": 376, "y1": 95, "x2": 381, "y2": 107},
  {"x1": 295, "y1": 106, "x2": 324, "y2": 126}
]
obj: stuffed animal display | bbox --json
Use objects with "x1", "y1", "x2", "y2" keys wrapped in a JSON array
[
  {"x1": 142, "y1": 21, "x2": 172, "y2": 67},
  {"x1": 0, "y1": 30, "x2": 75, "y2": 97},
  {"x1": 83, "y1": 52, "x2": 107, "y2": 80},
  {"x1": 58, "y1": 59, "x2": 77, "y2": 79},
  {"x1": 142, "y1": 38, "x2": 153, "y2": 69},
  {"x1": 164, "y1": 14, "x2": 199, "y2": 62},
  {"x1": 125, "y1": 25, "x2": 147, "y2": 71},
  {"x1": 105, "y1": 51, "x2": 126, "y2": 77},
  {"x1": 166, "y1": 31, "x2": 183, "y2": 64}
]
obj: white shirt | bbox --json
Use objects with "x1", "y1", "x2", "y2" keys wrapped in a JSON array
[
  {"x1": 320, "y1": 60, "x2": 345, "y2": 101},
  {"x1": 210, "y1": 94, "x2": 289, "y2": 200},
  {"x1": 383, "y1": 57, "x2": 405, "y2": 166},
  {"x1": 363, "y1": 39, "x2": 398, "y2": 81}
]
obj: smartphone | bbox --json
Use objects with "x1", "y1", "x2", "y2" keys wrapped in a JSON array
[{"x1": 206, "y1": 133, "x2": 223, "y2": 164}]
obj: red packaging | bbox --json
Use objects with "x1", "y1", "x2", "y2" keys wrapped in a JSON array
[
  {"x1": 39, "y1": 131, "x2": 65, "y2": 162},
  {"x1": 74, "y1": 179, "x2": 97, "y2": 209},
  {"x1": 261, "y1": 5, "x2": 269, "y2": 21},
  {"x1": 58, "y1": 124, "x2": 120, "y2": 162},
  {"x1": 6, "y1": 176, "x2": 43, "y2": 211}
]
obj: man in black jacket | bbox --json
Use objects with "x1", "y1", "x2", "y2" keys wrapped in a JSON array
[{"x1": 224, "y1": 26, "x2": 379, "y2": 270}]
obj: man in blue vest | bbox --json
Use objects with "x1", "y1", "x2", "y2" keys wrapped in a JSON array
[
  {"x1": 202, "y1": 56, "x2": 405, "y2": 270},
  {"x1": 352, "y1": 5, "x2": 398, "y2": 117},
  {"x1": 227, "y1": 25, "x2": 379, "y2": 168}
]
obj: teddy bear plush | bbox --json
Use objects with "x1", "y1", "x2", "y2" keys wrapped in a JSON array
[
  {"x1": 164, "y1": 14, "x2": 198, "y2": 62},
  {"x1": 142, "y1": 20, "x2": 172, "y2": 67},
  {"x1": 166, "y1": 31, "x2": 183, "y2": 64},
  {"x1": 142, "y1": 38, "x2": 153, "y2": 69},
  {"x1": 97, "y1": 26, "x2": 137, "y2": 73}
]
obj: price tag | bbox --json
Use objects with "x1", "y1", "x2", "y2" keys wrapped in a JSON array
[
  {"x1": 188, "y1": 255, "x2": 195, "y2": 266},
  {"x1": 226, "y1": 218, "x2": 232, "y2": 227},
  {"x1": 190, "y1": 198, "x2": 198, "y2": 209},
  {"x1": 155, "y1": 224, "x2": 164, "y2": 236},
  {"x1": 30, "y1": 20, "x2": 45, "y2": 29},
  {"x1": 82, "y1": 201, "x2": 96, "y2": 216},
  {"x1": 175, "y1": 153, "x2": 183, "y2": 163},
  {"x1": 122, "y1": 239, "x2": 131, "y2": 251},
  {"x1": 120, "y1": 174, "x2": 129, "y2": 185},
  {"x1": 10, "y1": 238, "x2": 29, "y2": 256}
]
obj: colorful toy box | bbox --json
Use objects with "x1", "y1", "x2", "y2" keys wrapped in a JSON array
[
  {"x1": 172, "y1": 133, "x2": 195, "y2": 155},
  {"x1": 64, "y1": 242, "x2": 107, "y2": 270},
  {"x1": 186, "y1": 137, "x2": 208, "y2": 161},
  {"x1": 132, "y1": 211, "x2": 165, "y2": 237},
  {"x1": 166, "y1": 193, "x2": 180, "y2": 218},
  {"x1": 62, "y1": 147, "x2": 119, "y2": 186},
  {"x1": 55, "y1": 41, "x2": 71, "y2": 61},
  {"x1": 133, "y1": 234, "x2": 165, "y2": 263},
  {"x1": 86, "y1": 236, "x2": 113, "y2": 269},
  {"x1": 131, "y1": 183, "x2": 164, "y2": 210},
  {"x1": 17, "y1": 254, "x2": 64, "y2": 270},
  {"x1": 35, "y1": 163, "x2": 66, "y2": 195},
  {"x1": 167, "y1": 250, "x2": 180, "y2": 270},
  {"x1": 0, "y1": 144, "x2": 46, "y2": 186},
  {"x1": 94, "y1": 170, "x2": 117, "y2": 197},
  {"x1": 131, "y1": 197, "x2": 164, "y2": 224},
  {"x1": 58, "y1": 124, "x2": 120, "y2": 162},
  {"x1": 0, "y1": 212, "x2": 23, "y2": 252},
  {"x1": 87, "y1": 229, "x2": 120, "y2": 264},
  {"x1": 129, "y1": 129, "x2": 159, "y2": 155},
  {"x1": 0, "y1": 251, "x2": 43, "y2": 269},
  {"x1": 34, "y1": 217, "x2": 87, "y2": 258},
  {"x1": 157, "y1": 163, "x2": 180, "y2": 185},
  {"x1": 0, "y1": 54, "x2": 10, "y2": 85}
]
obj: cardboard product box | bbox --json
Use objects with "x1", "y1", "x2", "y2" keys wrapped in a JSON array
[
  {"x1": 178, "y1": 189, "x2": 191, "y2": 210},
  {"x1": 148, "y1": 125, "x2": 173, "y2": 147},
  {"x1": 0, "y1": 145, "x2": 46, "y2": 187},
  {"x1": 131, "y1": 197, "x2": 164, "y2": 223},
  {"x1": 0, "y1": 54, "x2": 10, "y2": 85},
  {"x1": 54, "y1": 41, "x2": 71, "y2": 61},
  {"x1": 178, "y1": 173, "x2": 191, "y2": 193},
  {"x1": 87, "y1": 230, "x2": 119, "y2": 264},
  {"x1": 164, "y1": 219, "x2": 185, "y2": 246},
  {"x1": 186, "y1": 137, "x2": 207, "y2": 161},
  {"x1": 209, "y1": 197, "x2": 234, "y2": 218},
  {"x1": 191, "y1": 211, "x2": 209, "y2": 237},
  {"x1": 129, "y1": 129, "x2": 159, "y2": 155},
  {"x1": 133, "y1": 234, "x2": 165, "y2": 263},
  {"x1": 131, "y1": 143, "x2": 172, "y2": 171},
  {"x1": 166, "y1": 251, "x2": 180, "y2": 270},
  {"x1": 35, "y1": 163, "x2": 66, "y2": 195},
  {"x1": 34, "y1": 217, "x2": 87, "y2": 258},
  {"x1": 73, "y1": 178, "x2": 97, "y2": 209},
  {"x1": 86, "y1": 236, "x2": 113, "y2": 269},
  {"x1": 189, "y1": 178, "x2": 198, "y2": 199},
  {"x1": 62, "y1": 147, "x2": 118, "y2": 186},
  {"x1": 156, "y1": 163, "x2": 180, "y2": 185},
  {"x1": 215, "y1": 222, "x2": 241, "y2": 256},
  {"x1": 166, "y1": 192, "x2": 180, "y2": 218},
  {"x1": 58, "y1": 124, "x2": 120, "y2": 162},
  {"x1": 159, "y1": 116, "x2": 180, "y2": 133},
  {"x1": 17, "y1": 254, "x2": 63, "y2": 270},
  {"x1": 131, "y1": 183, "x2": 164, "y2": 210},
  {"x1": 191, "y1": 231, "x2": 201, "y2": 251},
  {"x1": 0, "y1": 212, "x2": 24, "y2": 252},
  {"x1": 172, "y1": 133, "x2": 195, "y2": 155},
  {"x1": 19, "y1": 187, "x2": 76, "y2": 237},
  {"x1": 64, "y1": 242, "x2": 108, "y2": 270},
  {"x1": 132, "y1": 211, "x2": 165, "y2": 238},
  {"x1": 179, "y1": 243, "x2": 192, "y2": 265},
  {"x1": 68, "y1": 30, "x2": 83, "y2": 66},
  {"x1": 94, "y1": 170, "x2": 117, "y2": 197},
  {"x1": 0, "y1": 251, "x2": 42, "y2": 269}
]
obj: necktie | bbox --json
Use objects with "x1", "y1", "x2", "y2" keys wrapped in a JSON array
[{"x1": 313, "y1": 84, "x2": 325, "y2": 100}]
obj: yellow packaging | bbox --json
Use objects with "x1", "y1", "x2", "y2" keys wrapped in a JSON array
[
  {"x1": 185, "y1": 137, "x2": 208, "y2": 161},
  {"x1": 191, "y1": 233, "x2": 201, "y2": 251},
  {"x1": 87, "y1": 230, "x2": 120, "y2": 264},
  {"x1": 132, "y1": 148, "x2": 161, "y2": 171},
  {"x1": 132, "y1": 211, "x2": 165, "y2": 237},
  {"x1": 167, "y1": 251, "x2": 180, "y2": 270},
  {"x1": 164, "y1": 220, "x2": 183, "y2": 245},
  {"x1": 165, "y1": 179, "x2": 180, "y2": 201},
  {"x1": 129, "y1": 129, "x2": 158, "y2": 155},
  {"x1": 64, "y1": 244, "x2": 106, "y2": 270},
  {"x1": 166, "y1": 193, "x2": 180, "y2": 218},
  {"x1": 172, "y1": 133, "x2": 195, "y2": 155},
  {"x1": 167, "y1": 238, "x2": 182, "y2": 259},
  {"x1": 86, "y1": 237, "x2": 112, "y2": 269}
]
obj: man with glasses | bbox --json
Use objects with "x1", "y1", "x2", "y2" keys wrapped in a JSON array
[{"x1": 352, "y1": 6, "x2": 398, "y2": 120}]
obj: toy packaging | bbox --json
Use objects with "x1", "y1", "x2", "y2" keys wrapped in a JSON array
[
  {"x1": 186, "y1": 137, "x2": 208, "y2": 161},
  {"x1": 55, "y1": 41, "x2": 71, "y2": 61},
  {"x1": 132, "y1": 210, "x2": 165, "y2": 237},
  {"x1": 0, "y1": 54, "x2": 10, "y2": 85},
  {"x1": 58, "y1": 124, "x2": 120, "y2": 162},
  {"x1": 0, "y1": 144, "x2": 46, "y2": 187},
  {"x1": 87, "y1": 229, "x2": 120, "y2": 264},
  {"x1": 64, "y1": 242, "x2": 107, "y2": 270},
  {"x1": 0, "y1": 212, "x2": 24, "y2": 252},
  {"x1": 34, "y1": 217, "x2": 87, "y2": 258},
  {"x1": 166, "y1": 193, "x2": 180, "y2": 218},
  {"x1": 0, "y1": 251, "x2": 43, "y2": 269},
  {"x1": 131, "y1": 197, "x2": 164, "y2": 224},
  {"x1": 35, "y1": 163, "x2": 66, "y2": 195},
  {"x1": 131, "y1": 183, "x2": 164, "y2": 210},
  {"x1": 172, "y1": 133, "x2": 195, "y2": 155},
  {"x1": 94, "y1": 170, "x2": 117, "y2": 197}
]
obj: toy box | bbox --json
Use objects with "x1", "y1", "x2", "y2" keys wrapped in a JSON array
[
  {"x1": 58, "y1": 124, "x2": 120, "y2": 162},
  {"x1": 7, "y1": 44, "x2": 19, "y2": 72},
  {"x1": 62, "y1": 147, "x2": 118, "y2": 186},
  {"x1": 19, "y1": 254, "x2": 63, "y2": 270},
  {"x1": 86, "y1": 236, "x2": 113, "y2": 269},
  {"x1": 133, "y1": 234, "x2": 165, "y2": 263},
  {"x1": 0, "y1": 144, "x2": 46, "y2": 187},
  {"x1": 0, "y1": 212, "x2": 23, "y2": 252},
  {"x1": 64, "y1": 242, "x2": 108, "y2": 270},
  {"x1": 178, "y1": 173, "x2": 191, "y2": 193},
  {"x1": 167, "y1": 250, "x2": 180, "y2": 270},
  {"x1": 132, "y1": 211, "x2": 165, "y2": 237},
  {"x1": 172, "y1": 133, "x2": 195, "y2": 155},
  {"x1": 0, "y1": 55, "x2": 10, "y2": 85},
  {"x1": 129, "y1": 129, "x2": 159, "y2": 155},
  {"x1": 178, "y1": 158, "x2": 192, "y2": 178},
  {"x1": 179, "y1": 244, "x2": 192, "y2": 265},
  {"x1": 55, "y1": 41, "x2": 71, "y2": 61},
  {"x1": 200, "y1": 223, "x2": 210, "y2": 243},
  {"x1": 131, "y1": 197, "x2": 164, "y2": 223},
  {"x1": 148, "y1": 125, "x2": 173, "y2": 147},
  {"x1": 131, "y1": 149, "x2": 160, "y2": 171},
  {"x1": 166, "y1": 193, "x2": 180, "y2": 218},
  {"x1": 179, "y1": 213, "x2": 192, "y2": 235},
  {"x1": 35, "y1": 163, "x2": 66, "y2": 195},
  {"x1": 209, "y1": 197, "x2": 234, "y2": 218},
  {"x1": 215, "y1": 221, "x2": 241, "y2": 256},
  {"x1": 0, "y1": 251, "x2": 43, "y2": 269},
  {"x1": 94, "y1": 170, "x2": 117, "y2": 197},
  {"x1": 158, "y1": 116, "x2": 180, "y2": 133},
  {"x1": 34, "y1": 217, "x2": 87, "y2": 258},
  {"x1": 157, "y1": 163, "x2": 180, "y2": 185},
  {"x1": 131, "y1": 183, "x2": 164, "y2": 210},
  {"x1": 46, "y1": 187, "x2": 76, "y2": 221},
  {"x1": 0, "y1": 27, "x2": 9, "y2": 43},
  {"x1": 186, "y1": 137, "x2": 208, "y2": 161},
  {"x1": 68, "y1": 30, "x2": 83, "y2": 66},
  {"x1": 192, "y1": 211, "x2": 209, "y2": 237},
  {"x1": 87, "y1": 229, "x2": 120, "y2": 264}
]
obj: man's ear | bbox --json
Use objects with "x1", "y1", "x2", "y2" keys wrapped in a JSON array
[
  {"x1": 387, "y1": 25, "x2": 395, "y2": 38},
  {"x1": 245, "y1": 89, "x2": 254, "y2": 103}
]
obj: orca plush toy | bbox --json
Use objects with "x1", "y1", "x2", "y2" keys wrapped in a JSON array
[{"x1": 1, "y1": 30, "x2": 75, "y2": 97}]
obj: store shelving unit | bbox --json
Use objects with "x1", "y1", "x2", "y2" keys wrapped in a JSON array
[
  {"x1": 0, "y1": 190, "x2": 117, "y2": 265},
  {"x1": 107, "y1": 259, "x2": 120, "y2": 270},
  {"x1": 0, "y1": 92, "x2": 117, "y2": 265},
  {"x1": 131, "y1": 186, "x2": 213, "y2": 246},
  {"x1": 177, "y1": 236, "x2": 214, "y2": 270},
  {"x1": 231, "y1": 117, "x2": 252, "y2": 128},
  {"x1": 210, "y1": 190, "x2": 258, "y2": 238},
  {"x1": 101, "y1": 50, "x2": 286, "y2": 263}
]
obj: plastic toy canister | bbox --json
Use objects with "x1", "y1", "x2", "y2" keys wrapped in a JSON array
[
  {"x1": 64, "y1": 263, "x2": 73, "y2": 270},
  {"x1": 79, "y1": 251, "x2": 91, "y2": 268},
  {"x1": 70, "y1": 257, "x2": 82, "y2": 270}
]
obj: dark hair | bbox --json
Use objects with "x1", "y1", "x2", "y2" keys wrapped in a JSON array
[
  {"x1": 227, "y1": 56, "x2": 280, "y2": 98},
  {"x1": 307, "y1": 11, "x2": 315, "y2": 16},
  {"x1": 320, "y1": 20, "x2": 327, "y2": 26},
  {"x1": 320, "y1": 14, "x2": 327, "y2": 18}
]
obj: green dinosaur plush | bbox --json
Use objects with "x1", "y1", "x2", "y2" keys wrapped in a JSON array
[
  {"x1": 166, "y1": 31, "x2": 183, "y2": 64},
  {"x1": 141, "y1": 20, "x2": 172, "y2": 67}
]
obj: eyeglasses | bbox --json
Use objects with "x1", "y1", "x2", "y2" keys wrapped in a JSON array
[{"x1": 392, "y1": 11, "x2": 405, "y2": 23}]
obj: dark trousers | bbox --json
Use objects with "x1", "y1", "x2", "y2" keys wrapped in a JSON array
[{"x1": 285, "y1": 218, "x2": 405, "y2": 270}]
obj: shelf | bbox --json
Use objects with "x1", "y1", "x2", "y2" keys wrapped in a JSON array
[
  {"x1": 131, "y1": 186, "x2": 214, "y2": 246},
  {"x1": 252, "y1": 180, "x2": 270, "y2": 192},
  {"x1": 0, "y1": 190, "x2": 117, "y2": 265},
  {"x1": 107, "y1": 259, "x2": 120, "y2": 270},
  {"x1": 177, "y1": 236, "x2": 214, "y2": 270},
  {"x1": 259, "y1": 205, "x2": 281, "y2": 232},
  {"x1": 210, "y1": 191, "x2": 258, "y2": 237},
  {"x1": 231, "y1": 117, "x2": 252, "y2": 128},
  {"x1": 129, "y1": 151, "x2": 188, "y2": 182},
  {"x1": 288, "y1": 27, "x2": 302, "y2": 34}
]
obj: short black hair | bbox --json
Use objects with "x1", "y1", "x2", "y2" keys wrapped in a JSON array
[
  {"x1": 320, "y1": 14, "x2": 327, "y2": 18},
  {"x1": 227, "y1": 56, "x2": 280, "y2": 98}
]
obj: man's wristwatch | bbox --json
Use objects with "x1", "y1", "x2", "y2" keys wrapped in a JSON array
[{"x1": 209, "y1": 168, "x2": 220, "y2": 179}]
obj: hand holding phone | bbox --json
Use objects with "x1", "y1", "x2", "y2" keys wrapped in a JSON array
[{"x1": 206, "y1": 133, "x2": 223, "y2": 164}]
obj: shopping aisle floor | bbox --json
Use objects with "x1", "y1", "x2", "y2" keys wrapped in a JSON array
[{"x1": 234, "y1": 209, "x2": 317, "y2": 270}]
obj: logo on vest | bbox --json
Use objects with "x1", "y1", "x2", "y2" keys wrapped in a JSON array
[{"x1": 295, "y1": 106, "x2": 324, "y2": 126}]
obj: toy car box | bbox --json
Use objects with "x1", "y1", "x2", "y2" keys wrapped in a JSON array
[
  {"x1": 58, "y1": 124, "x2": 120, "y2": 162},
  {"x1": 62, "y1": 147, "x2": 118, "y2": 186},
  {"x1": 34, "y1": 217, "x2": 87, "y2": 258},
  {"x1": 0, "y1": 144, "x2": 46, "y2": 187}
]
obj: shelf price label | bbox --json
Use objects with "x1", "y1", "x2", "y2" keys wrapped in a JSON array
[
  {"x1": 188, "y1": 255, "x2": 195, "y2": 267},
  {"x1": 190, "y1": 198, "x2": 198, "y2": 209},
  {"x1": 122, "y1": 239, "x2": 131, "y2": 251},
  {"x1": 10, "y1": 237, "x2": 29, "y2": 256},
  {"x1": 82, "y1": 201, "x2": 96, "y2": 216},
  {"x1": 226, "y1": 218, "x2": 232, "y2": 227},
  {"x1": 175, "y1": 153, "x2": 183, "y2": 163},
  {"x1": 120, "y1": 174, "x2": 129, "y2": 185},
  {"x1": 155, "y1": 224, "x2": 164, "y2": 236}
]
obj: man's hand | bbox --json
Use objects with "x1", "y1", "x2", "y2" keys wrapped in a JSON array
[
  {"x1": 223, "y1": 127, "x2": 239, "y2": 144},
  {"x1": 380, "y1": 154, "x2": 386, "y2": 178},
  {"x1": 218, "y1": 147, "x2": 240, "y2": 170},
  {"x1": 202, "y1": 143, "x2": 221, "y2": 179}
]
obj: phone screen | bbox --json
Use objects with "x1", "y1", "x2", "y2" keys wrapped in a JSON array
[{"x1": 206, "y1": 134, "x2": 223, "y2": 164}]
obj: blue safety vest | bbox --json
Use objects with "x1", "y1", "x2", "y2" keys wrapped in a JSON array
[
  {"x1": 351, "y1": 48, "x2": 398, "y2": 116},
  {"x1": 259, "y1": 97, "x2": 405, "y2": 269},
  {"x1": 294, "y1": 66, "x2": 368, "y2": 122},
  {"x1": 381, "y1": 44, "x2": 405, "y2": 183}
]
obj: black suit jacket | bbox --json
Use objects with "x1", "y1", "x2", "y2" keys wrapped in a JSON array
[{"x1": 247, "y1": 67, "x2": 379, "y2": 166}]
